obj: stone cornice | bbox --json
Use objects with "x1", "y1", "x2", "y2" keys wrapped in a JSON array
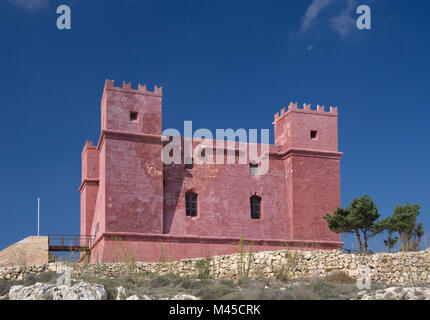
[
  {"x1": 94, "y1": 130, "x2": 342, "y2": 161},
  {"x1": 277, "y1": 148, "x2": 343, "y2": 160},
  {"x1": 78, "y1": 178, "x2": 99, "y2": 193},
  {"x1": 89, "y1": 232, "x2": 344, "y2": 250},
  {"x1": 97, "y1": 129, "x2": 163, "y2": 151}
]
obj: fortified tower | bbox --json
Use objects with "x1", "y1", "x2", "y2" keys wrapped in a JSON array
[
  {"x1": 80, "y1": 80, "x2": 165, "y2": 261},
  {"x1": 80, "y1": 141, "x2": 99, "y2": 237},
  {"x1": 100, "y1": 80, "x2": 164, "y2": 236},
  {"x1": 80, "y1": 80, "x2": 344, "y2": 263},
  {"x1": 273, "y1": 102, "x2": 342, "y2": 242}
]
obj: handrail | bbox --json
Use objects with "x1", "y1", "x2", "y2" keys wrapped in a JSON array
[{"x1": 48, "y1": 234, "x2": 95, "y2": 250}]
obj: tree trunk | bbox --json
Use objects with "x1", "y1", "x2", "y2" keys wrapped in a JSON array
[
  {"x1": 387, "y1": 232, "x2": 392, "y2": 253},
  {"x1": 363, "y1": 232, "x2": 369, "y2": 254},
  {"x1": 355, "y1": 230, "x2": 363, "y2": 254}
]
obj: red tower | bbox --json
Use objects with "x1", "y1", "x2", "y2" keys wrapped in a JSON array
[
  {"x1": 273, "y1": 102, "x2": 342, "y2": 243},
  {"x1": 80, "y1": 81, "x2": 343, "y2": 263}
]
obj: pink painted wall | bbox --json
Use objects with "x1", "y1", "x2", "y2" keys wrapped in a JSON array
[
  {"x1": 88, "y1": 233, "x2": 343, "y2": 263},
  {"x1": 79, "y1": 142, "x2": 99, "y2": 236},
  {"x1": 104, "y1": 136, "x2": 164, "y2": 234},
  {"x1": 80, "y1": 80, "x2": 343, "y2": 263},
  {"x1": 163, "y1": 147, "x2": 290, "y2": 240}
]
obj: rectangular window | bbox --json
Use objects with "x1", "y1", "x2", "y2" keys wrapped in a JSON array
[
  {"x1": 186, "y1": 192, "x2": 198, "y2": 217},
  {"x1": 185, "y1": 158, "x2": 194, "y2": 169},
  {"x1": 130, "y1": 111, "x2": 138, "y2": 121},
  {"x1": 310, "y1": 130, "x2": 318, "y2": 140},
  {"x1": 250, "y1": 196, "x2": 261, "y2": 219},
  {"x1": 249, "y1": 161, "x2": 259, "y2": 176}
]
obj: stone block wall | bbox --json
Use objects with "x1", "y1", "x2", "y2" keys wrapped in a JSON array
[{"x1": 1, "y1": 249, "x2": 429, "y2": 287}]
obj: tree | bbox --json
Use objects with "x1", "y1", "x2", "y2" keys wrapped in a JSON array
[
  {"x1": 412, "y1": 222, "x2": 424, "y2": 250},
  {"x1": 324, "y1": 194, "x2": 380, "y2": 254},
  {"x1": 374, "y1": 216, "x2": 398, "y2": 253},
  {"x1": 391, "y1": 203, "x2": 423, "y2": 252}
]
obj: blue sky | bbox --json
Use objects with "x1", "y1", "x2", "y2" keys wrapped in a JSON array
[{"x1": 0, "y1": 0, "x2": 429, "y2": 252}]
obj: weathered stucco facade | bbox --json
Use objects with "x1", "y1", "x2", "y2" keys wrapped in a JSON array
[{"x1": 79, "y1": 80, "x2": 343, "y2": 263}]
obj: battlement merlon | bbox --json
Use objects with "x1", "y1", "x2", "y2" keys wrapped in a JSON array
[
  {"x1": 273, "y1": 102, "x2": 338, "y2": 123},
  {"x1": 81, "y1": 140, "x2": 99, "y2": 183},
  {"x1": 81, "y1": 140, "x2": 97, "y2": 159},
  {"x1": 103, "y1": 79, "x2": 163, "y2": 97}
]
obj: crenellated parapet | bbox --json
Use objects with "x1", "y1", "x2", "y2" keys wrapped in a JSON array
[
  {"x1": 104, "y1": 79, "x2": 163, "y2": 97},
  {"x1": 274, "y1": 102, "x2": 338, "y2": 122}
]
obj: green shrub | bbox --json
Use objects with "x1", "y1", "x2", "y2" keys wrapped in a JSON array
[
  {"x1": 0, "y1": 279, "x2": 22, "y2": 296},
  {"x1": 197, "y1": 284, "x2": 234, "y2": 300},
  {"x1": 195, "y1": 258, "x2": 212, "y2": 279},
  {"x1": 271, "y1": 251, "x2": 298, "y2": 281},
  {"x1": 237, "y1": 237, "x2": 254, "y2": 279}
]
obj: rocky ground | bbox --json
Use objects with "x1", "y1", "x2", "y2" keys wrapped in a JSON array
[
  {"x1": 360, "y1": 287, "x2": 430, "y2": 300},
  {"x1": 5, "y1": 281, "x2": 199, "y2": 300}
]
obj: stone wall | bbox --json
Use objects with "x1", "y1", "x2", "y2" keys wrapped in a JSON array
[{"x1": 1, "y1": 249, "x2": 430, "y2": 286}]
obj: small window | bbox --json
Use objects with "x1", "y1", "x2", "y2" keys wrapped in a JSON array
[
  {"x1": 310, "y1": 130, "x2": 318, "y2": 140},
  {"x1": 185, "y1": 157, "x2": 194, "y2": 169},
  {"x1": 249, "y1": 161, "x2": 259, "y2": 176},
  {"x1": 186, "y1": 191, "x2": 198, "y2": 217},
  {"x1": 130, "y1": 111, "x2": 138, "y2": 121},
  {"x1": 250, "y1": 195, "x2": 261, "y2": 219},
  {"x1": 199, "y1": 148, "x2": 206, "y2": 160}
]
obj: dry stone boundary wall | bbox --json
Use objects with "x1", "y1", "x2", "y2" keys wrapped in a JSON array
[{"x1": 1, "y1": 249, "x2": 429, "y2": 286}]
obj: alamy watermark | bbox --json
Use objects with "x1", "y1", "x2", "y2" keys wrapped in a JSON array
[
  {"x1": 55, "y1": 4, "x2": 371, "y2": 32},
  {"x1": 356, "y1": 5, "x2": 371, "y2": 30},
  {"x1": 56, "y1": 5, "x2": 71, "y2": 30},
  {"x1": 161, "y1": 121, "x2": 270, "y2": 175},
  {"x1": 356, "y1": 265, "x2": 372, "y2": 290},
  {"x1": 56, "y1": 266, "x2": 72, "y2": 287}
]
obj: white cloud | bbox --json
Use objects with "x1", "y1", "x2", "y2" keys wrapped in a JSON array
[
  {"x1": 301, "y1": 0, "x2": 336, "y2": 32},
  {"x1": 330, "y1": 0, "x2": 358, "y2": 36},
  {"x1": 300, "y1": 0, "x2": 359, "y2": 36},
  {"x1": 9, "y1": 0, "x2": 49, "y2": 10},
  {"x1": 307, "y1": 44, "x2": 314, "y2": 51}
]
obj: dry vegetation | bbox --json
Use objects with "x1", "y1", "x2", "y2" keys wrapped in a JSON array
[
  {"x1": 2, "y1": 238, "x2": 428, "y2": 300},
  {"x1": 0, "y1": 269, "x2": 365, "y2": 300}
]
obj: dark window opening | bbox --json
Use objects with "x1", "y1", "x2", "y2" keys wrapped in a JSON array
[
  {"x1": 130, "y1": 111, "x2": 138, "y2": 121},
  {"x1": 250, "y1": 195, "x2": 261, "y2": 219},
  {"x1": 200, "y1": 148, "x2": 206, "y2": 159},
  {"x1": 249, "y1": 161, "x2": 259, "y2": 176},
  {"x1": 310, "y1": 130, "x2": 318, "y2": 140},
  {"x1": 185, "y1": 157, "x2": 194, "y2": 169},
  {"x1": 186, "y1": 192, "x2": 198, "y2": 217},
  {"x1": 249, "y1": 161, "x2": 259, "y2": 168}
]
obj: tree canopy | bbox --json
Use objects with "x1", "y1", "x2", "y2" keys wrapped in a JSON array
[
  {"x1": 391, "y1": 203, "x2": 423, "y2": 251},
  {"x1": 325, "y1": 197, "x2": 424, "y2": 254},
  {"x1": 324, "y1": 194, "x2": 380, "y2": 254}
]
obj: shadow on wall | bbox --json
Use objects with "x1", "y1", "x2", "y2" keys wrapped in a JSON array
[{"x1": 163, "y1": 163, "x2": 192, "y2": 234}]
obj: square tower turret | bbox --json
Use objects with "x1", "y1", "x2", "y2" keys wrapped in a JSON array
[
  {"x1": 273, "y1": 102, "x2": 338, "y2": 152},
  {"x1": 101, "y1": 80, "x2": 162, "y2": 135},
  {"x1": 273, "y1": 102, "x2": 342, "y2": 242}
]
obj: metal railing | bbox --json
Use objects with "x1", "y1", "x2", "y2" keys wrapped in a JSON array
[{"x1": 48, "y1": 234, "x2": 95, "y2": 251}]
